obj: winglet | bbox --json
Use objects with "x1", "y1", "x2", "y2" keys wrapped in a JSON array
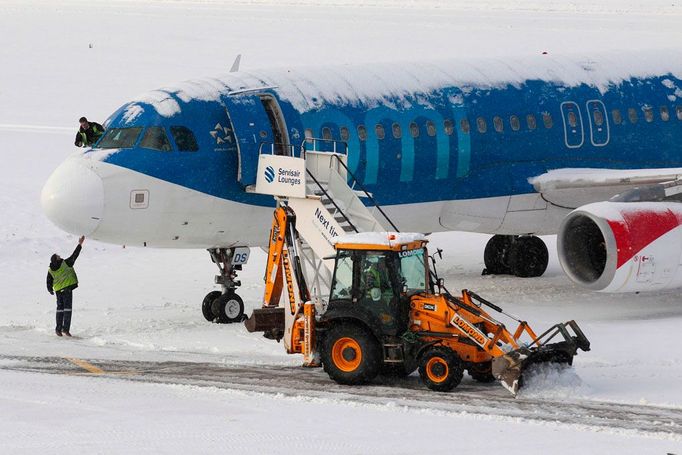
[{"x1": 230, "y1": 54, "x2": 242, "y2": 73}]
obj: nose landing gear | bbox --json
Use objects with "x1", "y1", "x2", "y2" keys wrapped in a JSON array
[{"x1": 202, "y1": 247, "x2": 250, "y2": 323}]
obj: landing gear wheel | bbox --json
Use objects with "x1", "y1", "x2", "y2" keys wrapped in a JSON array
[
  {"x1": 468, "y1": 361, "x2": 496, "y2": 383},
  {"x1": 418, "y1": 346, "x2": 464, "y2": 392},
  {"x1": 508, "y1": 236, "x2": 548, "y2": 278},
  {"x1": 202, "y1": 290, "x2": 222, "y2": 322},
  {"x1": 214, "y1": 292, "x2": 245, "y2": 324},
  {"x1": 321, "y1": 323, "x2": 382, "y2": 385},
  {"x1": 483, "y1": 235, "x2": 513, "y2": 275}
]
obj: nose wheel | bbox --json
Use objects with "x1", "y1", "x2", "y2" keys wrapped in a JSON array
[{"x1": 203, "y1": 247, "x2": 250, "y2": 324}]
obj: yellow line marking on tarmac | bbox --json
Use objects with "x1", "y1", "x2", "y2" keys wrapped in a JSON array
[{"x1": 63, "y1": 357, "x2": 105, "y2": 375}]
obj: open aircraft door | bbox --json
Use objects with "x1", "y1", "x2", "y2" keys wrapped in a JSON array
[{"x1": 223, "y1": 92, "x2": 278, "y2": 187}]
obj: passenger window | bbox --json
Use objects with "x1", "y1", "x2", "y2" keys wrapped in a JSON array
[
  {"x1": 140, "y1": 126, "x2": 172, "y2": 152},
  {"x1": 542, "y1": 112, "x2": 553, "y2": 129},
  {"x1": 677, "y1": 106, "x2": 682, "y2": 120},
  {"x1": 357, "y1": 125, "x2": 367, "y2": 141},
  {"x1": 340, "y1": 126, "x2": 349, "y2": 141},
  {"x1": 426, "y1": 121, "x2": 436, "y2": 137},
  {"x1": 567, "y1": 111, "x2": 577, "y2": 128},
  {"x1": 443, "y1": 119, "x2": 454, "y2": 135},
  {"x1": 660, "y1": 106, "x2": 670, "y2": 122},
  {"x1": 611, "y1": 109, "x2": 622, "y2": 125},
  {"x1": 526, "y1": 114, "x2": 537, "y2": 130},
  {"x1": 304, "y1": 128, "x2": 313, "y2": 143},
  {"x1": 392, "y1": 123, "x2": 402, "y2": 139},
  {"x1": 510, "y1": 115, "x2": 520, "y2": 131},
  {"x1": 460, "y1": 118, "x2": 470, "y2": 134},
  {"x1": 409, "y1": 122, "x2": 419, "y2": 138},
  {"x1": 476, "y1": 117, "x2": 487, "y2": 133},
  {"x1": 375, "y1": 124, "x2": 385, "y2": 140},
  {"x1": 592, "y1": 110, "x2": 604, "y2": 126},
  {"x1": 96, "y1": 127, "x2": 143, "y2": 149},
  {"x1": 169, "y1": 126, "x2": 199, "y2": 151},
  {"x1": 643, "y1": 106, "x2": 654, "y2": 123},
  {"x1": 493, "y1": 116, "x2": 503, "y2": 133},
  {"x1": 322, "y1": 126, "x2": 332, "y2": 140},
  {"x1": 628, "y1": 108, "x2": 638, "y2": 124}
]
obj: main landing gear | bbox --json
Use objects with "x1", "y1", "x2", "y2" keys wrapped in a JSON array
[
  {"x1": 482, "y1": 234, "x2": 548, "y2": 278},
  {"x1": 202, "y1": 247, "x2": 250, "y2": 324}
]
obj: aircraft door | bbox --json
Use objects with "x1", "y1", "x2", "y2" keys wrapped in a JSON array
[
  {"x1": 560, "y1": 101, "x2": 584, "y2": 149},
  {"x1": 586, "y1": 100, "x2": 609, "y2": 146},
  {"x1": 223, "y1": 93, "x2": 276, "y2": 187}
]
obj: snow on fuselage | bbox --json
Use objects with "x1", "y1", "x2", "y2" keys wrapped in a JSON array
[{"x1": 42, "y1": 52, "x2": 682, "y2": 249}]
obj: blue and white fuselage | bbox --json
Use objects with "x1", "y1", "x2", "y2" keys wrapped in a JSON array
[{"x1": 42, "y1": 52, "x2": 682, "y2": 292}]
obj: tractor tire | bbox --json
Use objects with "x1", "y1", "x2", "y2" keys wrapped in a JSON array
[
  {"x1": 483, "y1": 235, "x2": 513, "y2": 275},
  {"x1": 468, "y1": 361, "x2": 496, "y2": 383},
  {"x1": 418, "y1": 346, "x2": 464, "y2": 392},
  {"x1": 202, "y1": 291, "x2": 222, "y2": 322},
  {"x1": 508, "y1": 236, "x2": 549, "y2": 278},
  {"x1": 215, "y1": 292, "x2": 245, "y2": 324},
  {"x1": 321, "y1": 323, "x2": 382, "y2": 385}
]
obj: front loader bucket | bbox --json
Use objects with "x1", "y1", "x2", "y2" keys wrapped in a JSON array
[{"x1": 492, "y1": 321, "x2": 590, "y2": 396}]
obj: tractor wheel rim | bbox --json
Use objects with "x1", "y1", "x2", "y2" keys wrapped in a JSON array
[
  {"x1": 332, "y1": 337, "x2": 362, "y2": 372},
  {"x1": 225, "y1": 300, "x2": 241, "y2": 318},
  {"x1": 426, "y1": 357, "x2": 449, "y2": 382}
]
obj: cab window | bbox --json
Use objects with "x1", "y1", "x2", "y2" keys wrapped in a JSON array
[
  {"x1": 170, "y1": 126, "x2": 199, "y2": 151},
  {"x1": 96, "y1": 127, "x2": 142, "y2": 149},
  {"x1": 140, "y1": 126, "x2": 172, "y2": 152},
  {"x1": 330, "y1": 252, "x2": 353, "y2": 300},
  {"x1": 398, "y1": 248, "x2": 427, "y2": 292}
]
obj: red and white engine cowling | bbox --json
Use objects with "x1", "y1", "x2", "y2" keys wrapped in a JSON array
[{"x1": 558, "y1": 201, "x2": 682, "y2": 292}]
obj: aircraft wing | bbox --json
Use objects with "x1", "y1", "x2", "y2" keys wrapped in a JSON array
[{"x1": 528, "y1": 167, "x2": 682, "y2": 209}]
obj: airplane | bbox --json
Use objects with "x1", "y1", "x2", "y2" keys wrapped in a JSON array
[{"x1": 41, "y1": 51, "x2": 682, "y2": 321}]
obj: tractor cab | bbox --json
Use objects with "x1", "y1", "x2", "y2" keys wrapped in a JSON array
[{"x1": 324, "y1": 233, "x2": 430, "y2": 337}]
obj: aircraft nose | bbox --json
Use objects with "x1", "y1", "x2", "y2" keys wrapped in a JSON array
[{"x1": 41, "y1": 158, "x2": 104, "y2": 236}]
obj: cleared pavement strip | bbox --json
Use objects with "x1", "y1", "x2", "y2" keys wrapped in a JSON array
[{"x1": 1, "y1": 354, "x2": 680, "y2": 439}]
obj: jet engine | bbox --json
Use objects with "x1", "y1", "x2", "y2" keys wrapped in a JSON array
[{"x1": 558, "y1": 201, "x2": 682, "y2": 292}]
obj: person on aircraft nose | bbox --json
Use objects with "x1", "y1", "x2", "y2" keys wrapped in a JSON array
[
  {"x1": 47, "y1": 236, "x2": 85, "y2": 337},
  {"x1": 74, "y1": 116, "x2": 104, "y2": 147}
]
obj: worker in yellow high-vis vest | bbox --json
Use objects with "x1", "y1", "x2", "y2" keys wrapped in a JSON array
[{"x1": 46, "y1": 236, "x2": 85, "y2": 337}]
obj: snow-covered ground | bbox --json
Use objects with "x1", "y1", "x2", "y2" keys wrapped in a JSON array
[{"x1": 1, "y1": 0, "x2": 682, "y2": 453}]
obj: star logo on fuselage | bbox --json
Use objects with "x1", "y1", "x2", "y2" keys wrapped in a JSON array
[{"x1": 210, "y1": 123, "x2": 233, "y2": 144}]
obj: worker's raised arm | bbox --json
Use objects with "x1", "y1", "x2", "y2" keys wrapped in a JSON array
[{"x1": 65, "y1": 236, "x2": 85, "y2": 266}]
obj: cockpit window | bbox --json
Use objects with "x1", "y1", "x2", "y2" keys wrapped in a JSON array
[
  {"x1": 95, "y1": 127, "x2": 142, "y2": 149},
  {"x1": 170, "y1": 126, "x2": 199, "y2": 152},
  {"x1": 140, "y1": 126, "x2": 172, "y2": 152}
]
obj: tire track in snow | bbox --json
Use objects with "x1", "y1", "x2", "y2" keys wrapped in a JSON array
[{"x1": 2, "y1": 354, "x2": 681, "y2": 440}]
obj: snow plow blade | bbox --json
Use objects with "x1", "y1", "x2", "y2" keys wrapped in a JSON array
[{"x1": 491, "y1": 320, "x2": 590, "y2": 396}]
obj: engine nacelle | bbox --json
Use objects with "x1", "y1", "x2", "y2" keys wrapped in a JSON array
[{"x1": 558, "y1": 202, "x2": 682, "y2": 292}]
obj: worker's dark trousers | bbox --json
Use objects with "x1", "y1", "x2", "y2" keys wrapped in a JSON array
[{"x1": 55, "y1": 290, "x2": 73, "y2": 332}]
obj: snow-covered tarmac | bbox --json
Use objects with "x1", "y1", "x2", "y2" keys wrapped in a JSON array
[{"x1": 1, "y1": 1, "x2": 682, "y2": 453}]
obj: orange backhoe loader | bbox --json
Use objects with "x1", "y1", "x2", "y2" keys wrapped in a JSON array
[{"x1": 245, "y1": 205, "x2": 590, "y2": 395}]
